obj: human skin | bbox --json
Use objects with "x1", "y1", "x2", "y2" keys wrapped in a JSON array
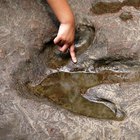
[{"x1": 47, "y1": 0, "x2": 77, "y2": 63}]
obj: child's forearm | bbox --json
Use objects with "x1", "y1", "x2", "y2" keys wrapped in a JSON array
[{"x1": 47, "y1": 0, "x2": 74, "y2": 24}]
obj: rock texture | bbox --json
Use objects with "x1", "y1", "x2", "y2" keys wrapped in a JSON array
[{"x1": 0, "y1": 0, "x2": 140, "y2": 140}]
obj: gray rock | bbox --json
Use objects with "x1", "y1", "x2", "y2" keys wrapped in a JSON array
[{"x1": 0, "y1": 0, "x2": 140, "y2": 140}]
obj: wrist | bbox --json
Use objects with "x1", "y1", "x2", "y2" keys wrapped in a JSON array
[{"x1": 60, "y1": 14, "x2": 75, "y2": 26}]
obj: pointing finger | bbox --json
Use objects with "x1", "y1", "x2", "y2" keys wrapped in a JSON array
[{"x1": 70, "y1": 44, "x2": 77, "y2": 63}]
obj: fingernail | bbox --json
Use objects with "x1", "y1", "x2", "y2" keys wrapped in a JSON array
[{"x1": 73, "y1": 58, "x2": 77, "y2": 63}]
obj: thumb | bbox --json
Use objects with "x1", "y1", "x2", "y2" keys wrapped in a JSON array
[{"x1": 54, "y1": 36, "x2": 61, "y2": 44}]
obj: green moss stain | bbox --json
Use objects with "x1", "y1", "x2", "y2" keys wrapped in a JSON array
[
  {"x1": 92, "y1": 0, "x2": 140, "y2": 15},
  {"x1": 119, "y1": 11, "x2": 133, "y2": 21},
  {"x1": 27, "y1": 72, "x2": 126, "y2": 120},
  {"x1": 92, "y1": 2, "x2": 122, "y2": 14}
]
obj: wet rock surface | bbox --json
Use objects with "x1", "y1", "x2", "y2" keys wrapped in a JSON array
[
  {"x1": 26, "y1": 71, "x2": 126, "y2": 121},
  {"x1": 0, "y1": 0, "x2": 140, "y2": 140}
]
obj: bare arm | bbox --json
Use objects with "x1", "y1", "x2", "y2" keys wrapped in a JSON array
[{"x1": 47, "y1": 0, "x2": 77, "y2": 63}]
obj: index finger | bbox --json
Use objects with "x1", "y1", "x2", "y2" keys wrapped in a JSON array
[{"x1": 69, "y1": 44, "x2": 77, "y2": 63}]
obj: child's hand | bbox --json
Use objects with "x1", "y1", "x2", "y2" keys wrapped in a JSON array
[{"x1": 54, "y1": 23, "x2": 77, "y2": 63}]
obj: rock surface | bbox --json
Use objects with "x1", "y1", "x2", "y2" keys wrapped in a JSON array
[{"x1": 0, "y1": 0, "x2": 140, "y2": 140}]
